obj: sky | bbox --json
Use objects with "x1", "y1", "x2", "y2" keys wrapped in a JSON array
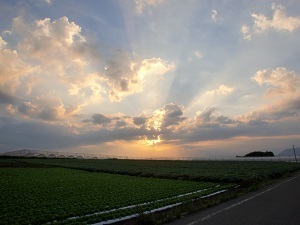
[{"x1": 0, "y1": 0, "x2": 300, "y2": 158}]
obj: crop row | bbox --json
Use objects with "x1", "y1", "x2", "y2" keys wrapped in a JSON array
[
  {"x1": 15, "y1": 158, "x2": 300, "y2": 183},
  {"x1": 0, "y1": 167, "x2": 229, "y2": 225}
]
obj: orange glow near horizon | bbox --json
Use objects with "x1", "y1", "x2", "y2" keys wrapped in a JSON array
[{"x1": 136, "y1": 135, "x2": 162, "y2": 146}]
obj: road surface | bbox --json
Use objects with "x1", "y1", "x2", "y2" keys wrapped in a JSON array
[{"x1": 166, "y1": 173, "x2": 300, "y2": 225}]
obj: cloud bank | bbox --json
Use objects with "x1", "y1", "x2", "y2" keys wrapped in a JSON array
[{"x1": 0, "y1": 1, "x2": 300, "y2": 157}]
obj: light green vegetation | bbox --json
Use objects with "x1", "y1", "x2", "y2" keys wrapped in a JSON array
[{"x1": 0, "y1": 167, "x2": 230, "y2": 225}]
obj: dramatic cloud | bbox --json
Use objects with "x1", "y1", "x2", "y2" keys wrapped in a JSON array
[
  {"x1": 1, "y1": 1, "x2": 300, "y2": 156},
  {"x1": 146, "y1": 103, "x2": 186, "y2": 131},
  {"x1": 0, "y1": 14, "x2": 174, "y2": 126},
  {"x1": 0, "y1": 16, "x2": 103, "y2": 105},
  {"x1": 104, "y1": 50, "x2": 174, "y2": 101}
]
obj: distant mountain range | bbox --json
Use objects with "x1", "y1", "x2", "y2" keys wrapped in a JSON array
[{"x1": 277, "y1": 148, "x2": 300, "y2": 156}]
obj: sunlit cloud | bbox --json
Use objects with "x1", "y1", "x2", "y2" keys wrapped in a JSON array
[
  {"x1": 252, "y1": 4, "x2": 300, "y2": 32},
  {"x1": 136, "y1": 134, "x2": 162, "y2": 146},
  {"x1": 242, "y1": 3, "x2": 300, "y2": 41},
  {"x1": 252, "y1": 67, "x2": 300, "y2": 96},
  {"x1": 0, "y1": 1, "x2": 300, "y2": 157},
  {"x1": 104, "y1": 50, "x2": 174, "y2": 102},
  {"x1": 0, "y1": 36, "x2": 32, "y2": 95},
  {"x1": 146, "y1": 103, "x2": 186, "y2": 131},
  {"x1": 206, "y1": 85, "x2": 234, "y2": 95}
]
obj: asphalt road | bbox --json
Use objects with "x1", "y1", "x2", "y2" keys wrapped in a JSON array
[{"x1": 166, "y1": 173, "x2": 300, "y2": 225}]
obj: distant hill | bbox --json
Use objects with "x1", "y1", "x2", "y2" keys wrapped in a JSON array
[
  {"x1": 244, "y1": 151, "x2": 274, "y2": 157},
  {"x1": 0, "y1": 149, "x2": 33, "y2": 156},
  {"x1": 277, "y1": 148, "x2": 300, "y2": 156}
]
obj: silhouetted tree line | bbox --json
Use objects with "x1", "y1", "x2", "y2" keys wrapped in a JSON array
[{"x1": 244, "y1": 151, "x2": 275, "y2": 157}]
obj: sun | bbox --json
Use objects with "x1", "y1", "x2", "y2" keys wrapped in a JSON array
[{"x1": 137, "y1": 135, "x2": 162, "y2": 146}]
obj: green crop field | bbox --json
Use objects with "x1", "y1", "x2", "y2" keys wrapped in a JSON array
[
  {"x1": 15, "y1": 158, "x2": 300, "y2": 182},
  {"x1": 1, "y1": 157, "x2": 300, "y2": 225},
  {"x1": 0, "y1": 165, "x2": 231, "y2": 225}
]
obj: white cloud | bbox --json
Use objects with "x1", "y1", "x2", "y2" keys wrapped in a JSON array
[
  {"x1": 238, "y1": 67, "x2": 300, "y2": 123},
  {"x1": 138, "y1": 57, "x2": 174, "y2": 79},
  {"x1": 211, "y1": 10, "x2": 218, "y2": 22},
  {"x1": 0, "y1": 36, "x2": 32, "y2": 94},
  {"x1": 241, "y1": 24, "x2": 251, "y2": 40},
  {"x1": 252, "y1": 4, "x2": 300, "y2": 32},
  {"x1": 67, "y1": 73, "x2": 106, "y2": 100},
  {"x1": 104, "y1": 50, "x2": 174, "y2": 101},
  {"x1": 242, "y1": 4, "x2": 300, "y2": 41},
  {"x1": 206, "y1": 84, "x2": 234, "y2": 95},
  {"x1": 2, "y1": 16, "x2": 174, "y2": 105},
  {"x1": 194, "y1": 51, "x2": 203, "y2": 59},
  {"x1": 252, "y1": 67, "x2": 300, "y2": 96},
  {"x1": 12, "y1": 16, "x2": 90, "y2": 61},
  {"x1": 44, "y1": 0, "x2": 53, "y2": 5},
  {"x1": 5, "y1": 16, "x2": 102, "y2": 99},
  {"x1": 135, "y1": 0, "x2": 163, "y2": 15}
]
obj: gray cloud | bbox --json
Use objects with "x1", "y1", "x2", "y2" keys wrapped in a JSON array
[
  {"x1": 92, "y1": 114, "x2": 112, "y2": 125},
  {"x1": 0, "y1": 116, "x2": 162, "y2": 152},
  {"x1": 162, "y1": 103, "x2": 186, "y2": 128},
  {"x1": 241, "y1": 97, "x2": 300, "y2": 122},
  {"x1": 18, "y1": 102, "x2": 36, "y2": 116},
  {"x1": 0, "y1": 90, "x2": 18, "y2": 104},
  {"x1": 116, "y1": 120, "x2": 127, "y2": 127},
  {"x1": 133, "y1": 117, "x2": 147, "y2": 125}
]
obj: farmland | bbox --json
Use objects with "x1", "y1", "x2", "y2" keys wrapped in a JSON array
[
  {"x1": 1, "y1": 157, "x2": 300, "y2": 225},
  {"x1": 15, "y1": 158, "x2": 300, "y2": 183}
]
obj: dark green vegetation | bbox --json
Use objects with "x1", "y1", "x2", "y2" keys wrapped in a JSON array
[
  {"x1": 14, "y1": 157, "x2": 300, "y2": 183},
  {"x1": 1, "y1": 157, "x2": 300, "y2": 225},
  {"x1": 244, "y1": 151, "x2": 275, "y2": 157}
]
